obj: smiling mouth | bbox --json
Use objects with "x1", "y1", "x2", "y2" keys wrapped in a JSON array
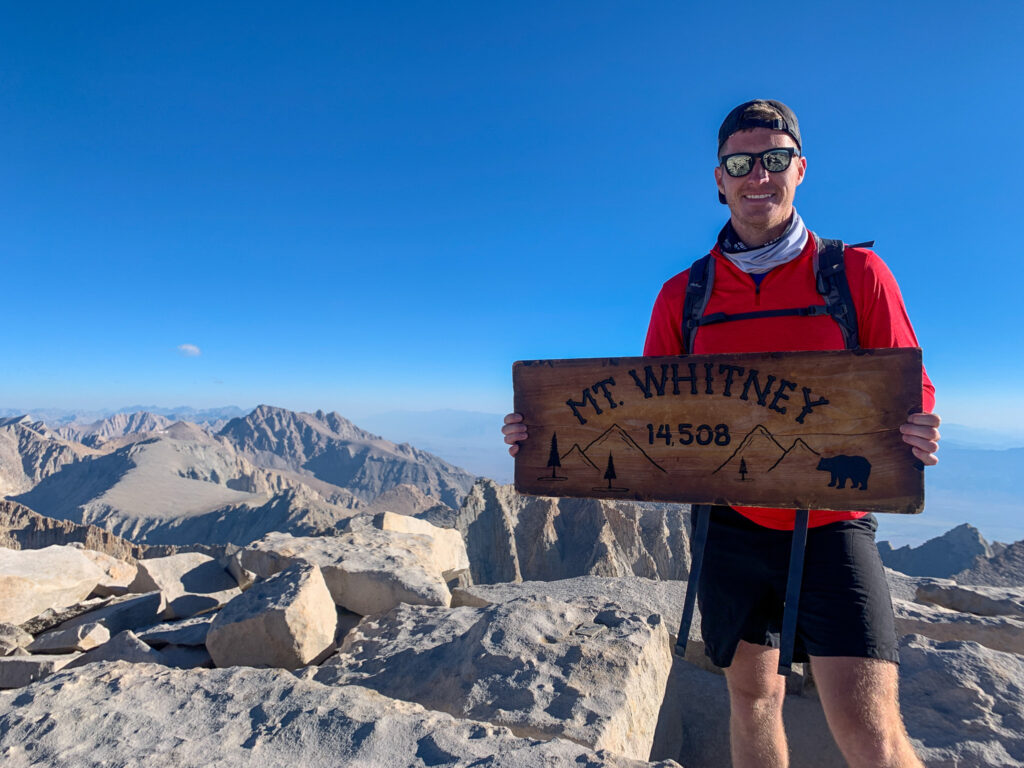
[{"x1": 743, "y1": 193, "x2": 775, "y2": 200}]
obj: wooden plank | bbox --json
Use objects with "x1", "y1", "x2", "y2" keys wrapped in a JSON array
[{"x1": 513, "y1": 348, "x2": 924, "y2": 514}]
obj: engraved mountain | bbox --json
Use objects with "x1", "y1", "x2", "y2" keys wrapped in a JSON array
[
  {"x1": 713, "y1": 424, "x2": 786, "y2": 476},
  {"x1": 559, "y1": 425, "x2": 667, "y2": 480},
  {"x1": 713, "y1": 425, "x2": 821, "y2": 478},
  {"x1": 768, "y1": 438, "x2": 822, "y2": 473}
]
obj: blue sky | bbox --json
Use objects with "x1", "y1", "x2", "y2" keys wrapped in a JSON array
[{"x1": 2, "y1": 1, "x2": 1023, "y2": 434}]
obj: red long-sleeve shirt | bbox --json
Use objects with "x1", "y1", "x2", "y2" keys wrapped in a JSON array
[{"x1": 643, "y1": 234, "x2": 935, "y2": 530}]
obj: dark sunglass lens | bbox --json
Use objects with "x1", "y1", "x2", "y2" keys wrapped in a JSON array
[
  {"x1": 724, "y1": 155, "x2": 753, "y2": 177},
  {"x1": 762, "y1": 149, "x2": 792, "y2": 172}
]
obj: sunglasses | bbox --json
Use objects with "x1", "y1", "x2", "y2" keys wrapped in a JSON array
[{"x1": 719, "y1": 147, "x2": 800, "y2": 177}]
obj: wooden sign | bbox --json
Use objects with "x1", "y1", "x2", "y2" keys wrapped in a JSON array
[{"x1": 513, "y1": 348, "x2": 924, "y2": 514}]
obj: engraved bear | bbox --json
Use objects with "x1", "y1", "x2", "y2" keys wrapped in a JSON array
[{"x1": 816, "y1": 455, "x2": 871, "y2": 490}]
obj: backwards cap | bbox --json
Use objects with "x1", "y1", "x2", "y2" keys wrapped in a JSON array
[
  {"x1": 717, "y1": 99, "x2": 801, "y2": 204},
  {"x1": 718, "y1": 99, "x2": 801, "y2": 152}
]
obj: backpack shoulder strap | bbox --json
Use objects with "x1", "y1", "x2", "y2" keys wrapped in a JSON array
[
  {"x1": 682, "y1": 254, "x2": 715, "y2": 354},
  {"x1": 813, "y1": 236, "x2": 860, "y2": 350}
]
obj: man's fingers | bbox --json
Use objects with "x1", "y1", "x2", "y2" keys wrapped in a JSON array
[
  {"x1": 504, "y1": 412, "x2": 524, "y2": 425},
  {"x1": 906, "y1": 411, "x2": 941, "y2": 427},
  {"x1": 912, "y1": 446, "x2": 939, "y2": 466},
  {"x1": 905, "y1": 434, "x2": 937, "y2": 450},
  {"x1": 900, "y1": 423, "x2": 940, "y2": 442},
  {"x1": 508, "y1": 444, "x2": 520, "y2": 457}
]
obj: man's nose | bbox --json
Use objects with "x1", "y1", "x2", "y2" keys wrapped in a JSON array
[{"x1": 747, "y1": 158, "x2": 771, "y2": 180}]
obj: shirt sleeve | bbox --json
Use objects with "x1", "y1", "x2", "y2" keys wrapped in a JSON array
[
  {"x1": 854, "y1": 250, "x2": 936, "y2": 411},
  {"x1": 643, "y1": 275, "x2": 688, "y2": 356}
]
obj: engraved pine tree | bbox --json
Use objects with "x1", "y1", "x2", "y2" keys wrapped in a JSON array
[
  {"x1": 548, "y1": 433, "x2": 561, "y2": 478},
  {"x1": 739, "y1": 458, "x2": 748, "y2": 481},
  {"x1": 604, "y1": 453, "x2": 617, "y2": 489}
]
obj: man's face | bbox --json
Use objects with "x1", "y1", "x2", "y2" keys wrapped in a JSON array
[{"x1": 714, "y1": 127, "x2": 806, "y2": 238}]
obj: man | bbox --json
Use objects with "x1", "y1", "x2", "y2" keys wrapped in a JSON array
[{"x1": 502, "y1": 99, "x2": 940, "y2": 768}]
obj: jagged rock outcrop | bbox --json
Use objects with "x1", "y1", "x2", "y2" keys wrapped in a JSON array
[
  {"x1": 219, "y1": 405, "x2": 476, "y2": 508},
  {"x1": 0, "y1": 662, "x2": 682, "y2": 767},
  {"x1": 452, "y1": 479, "x2": 690, "y2": 584},
  {"x1": 314, "y1": 596, "x2": 673, "y2": 761},
  {"x1": 0, "y1": 417, "x2": 91, "y2": 497},
  {"x1": 954, "y1": 539, "x2": 1024, "y2": 587},
  {"x1": 0, "y1": 500, "x2": 145, "y2": 559},
  {"x1": 878, "y1": 522, "x2": 991, "y2": 577}
]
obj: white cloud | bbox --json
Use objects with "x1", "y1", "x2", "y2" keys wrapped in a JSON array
[{"x1": 177, "y1": 344, "x2": 202, "y2": 357}]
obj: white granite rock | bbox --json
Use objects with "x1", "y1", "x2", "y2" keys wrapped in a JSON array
[
  {"x1": 27, "y1": 621, "x2": 110, "y2": 654},
  {"x1": 0, "y1": 623, "x2": 32, "y2": 656},
  {"x1": 17, "y1": 596, "x2": 115, "y2": 635},
  {"x1": 0, "y1": 545, "x2": 105, "y2": 624},
  {"x1": 900, "y1": 634, "x2": 1024, "y2": 765},
  {"x1": 915, "y1": 579, "x2": 1024, "y2": 618},
  {"x1": 159, "y1": 643, "x2": 213, "y2": 669},
  {"x1": 0, "y1": 653, "x2": 79, "y2": 689},
  {"x1": 452, "y1": 576, "x2": 712, "y2": 671},
  {"x1": 206, "y1": 562, "x2": 336, "y2": 669},
  {"x1": 80, "y1": 548, "x2": 138, "y2": 597},
  {"x1": 65, "y1": 630, "x2": 166, "y2": 669},
  {"x1": 238, "y1": 530, "x2": 451, "y2": 616},
  {"x1": 136, "y1": 614, "x2": 215, "y2": 648},
  {"x1": 130, "y1": 552, "x2": 240, "y2": 619},
  {"x1": 48, "y1": 591, "x2": 164, "y2": 637},
  {"x1": 893, "y1": 598, "x2": 1024, "y2": 655},
  {"x1": 0, "y1": 662, "x2": 681, "y2": 767},
  {"x1": 373, "y1": 510, "x2": 470, "y2": 577},
  {"x1": 314, "y1": 596, "x2": 673, "y2": 760}
]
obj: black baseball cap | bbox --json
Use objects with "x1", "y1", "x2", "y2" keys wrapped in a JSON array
[{"x1": 717, "y1": 99, "x2": 801, "y2": 204}]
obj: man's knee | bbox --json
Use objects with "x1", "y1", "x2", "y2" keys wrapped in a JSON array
[{"x1": 725, "y1": 642, "x2": 787, "y2": 718}]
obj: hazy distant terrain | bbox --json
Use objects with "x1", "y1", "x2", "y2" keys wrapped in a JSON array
[{"x1": 360, "y1": 411, "x2": 1024, "y2": 548}]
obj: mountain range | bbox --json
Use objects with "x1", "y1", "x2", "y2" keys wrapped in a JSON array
[{"x1": 0, "y1": 406, "x2": 476, "y2": 546}]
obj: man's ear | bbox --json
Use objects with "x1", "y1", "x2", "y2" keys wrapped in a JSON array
[
  {"x1": 794, "y1": 155, "x2": 807, "y2": 186},
  {"x1": 714, "y1": 164, "x2": 725, "y2": 196}
]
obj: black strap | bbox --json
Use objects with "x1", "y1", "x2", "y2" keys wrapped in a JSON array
[
  {"x1": 696, "y1": 304, "x2": 830, "y2": 327},
  {"x1": 778, "y1": 508, "x2": 810, "y2": 676},
  {"x1": 813, "y1": 236, "x2": 860, "y2": 351},
  {"x1": 682, "y1": 255, "x2": 714, "y2": 354},
  {"x1": 675, "y1": 503, "x2": 711, "y2": 657}
]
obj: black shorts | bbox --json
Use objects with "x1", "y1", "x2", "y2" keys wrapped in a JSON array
[{"x1": 695, "y1": 505, "x2": 898, "y2": 669}]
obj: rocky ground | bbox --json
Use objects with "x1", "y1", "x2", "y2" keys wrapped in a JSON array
[{"x1": 2, "y1": 506, "x2": 1023, "y2": 767}]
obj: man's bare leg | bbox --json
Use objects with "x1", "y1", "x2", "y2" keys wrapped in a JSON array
[
  {"x1": 811, "y1": 656, "x2": 923, "y2": 768},
  {"x1": 724, "y1": 640, "x2": 789, "y2": 768}
]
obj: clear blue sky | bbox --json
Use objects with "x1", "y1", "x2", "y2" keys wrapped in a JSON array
[{"x1": 2, "y1": 1, "x2": 1022, "y2": 431}]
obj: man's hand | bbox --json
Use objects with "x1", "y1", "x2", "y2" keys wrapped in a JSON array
[
  {"x1": 900, "y1": 411, "x2": 941, "y2": 465},
  {"x1": 502, "y1": 412, "x2": 528, "y2": 457}
]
